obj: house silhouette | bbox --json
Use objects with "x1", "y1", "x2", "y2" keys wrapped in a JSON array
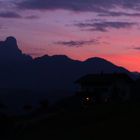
[{"x1": 75, "y1": 73, "x2": 133, "y2": 104}]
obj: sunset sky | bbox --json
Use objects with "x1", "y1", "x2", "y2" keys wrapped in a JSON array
[{"x1": 0, "y1": 0, "x2": 140, "y2": 71}]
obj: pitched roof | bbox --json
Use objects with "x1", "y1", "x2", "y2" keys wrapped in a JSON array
[{"x1": 75, "y1": 73, "x2": 133, "y2": 85}]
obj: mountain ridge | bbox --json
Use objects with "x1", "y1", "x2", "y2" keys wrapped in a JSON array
[{"x1": 0, "y1": 36, "x2": 138, "y2": 96}]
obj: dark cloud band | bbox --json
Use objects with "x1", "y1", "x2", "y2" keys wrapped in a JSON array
[
  {"x1": 0, "y1": 11, "x2": 21, "y2": 18},
  {"x1": 75, "y1": 21, "x2": 137, "y2": 32},
  {"x1": 16, "y1": 0, "x2": 140, "y2": 12},
  {"x1": 98, "y1": 11, "x2": 140, "y2": 17},
  {"x1": 133, "y1": 47, "x2": 140, "y2": 50},
  {"x1": 55, "y1": 39, "x2": 99, "y2": 47}
]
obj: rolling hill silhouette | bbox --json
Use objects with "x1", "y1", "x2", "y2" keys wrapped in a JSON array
[{"x1": 0, "y1": 36, "x2": 137, "y2": 111}]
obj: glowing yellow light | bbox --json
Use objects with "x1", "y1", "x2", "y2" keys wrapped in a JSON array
[{"x1": 86, "y1": 97, "x2": 90, "y2": 101}]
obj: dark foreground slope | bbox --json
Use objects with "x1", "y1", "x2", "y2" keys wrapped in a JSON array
[{"x1": 3, "y1": 101, "x2": 140, "y2": 140}]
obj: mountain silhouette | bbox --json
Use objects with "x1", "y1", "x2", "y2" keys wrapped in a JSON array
[
  {"x1": 0, "y1": 37, "x2": 138, "y2": 109},
  {"x1": 0, "y1": 36, "x2": 32, "y2": 63}
]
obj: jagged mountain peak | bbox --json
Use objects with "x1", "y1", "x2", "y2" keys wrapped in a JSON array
[
  {"x1": 0, "y1": 36, "x2": 32, "y2": 62},
  {"x1": 5, "y1": 36, "x2": 17, "y2": 45}
]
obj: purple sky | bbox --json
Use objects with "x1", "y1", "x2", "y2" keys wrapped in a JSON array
[{"x1": 1, "y1": 0, "x2": 140, "y2": 71}]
